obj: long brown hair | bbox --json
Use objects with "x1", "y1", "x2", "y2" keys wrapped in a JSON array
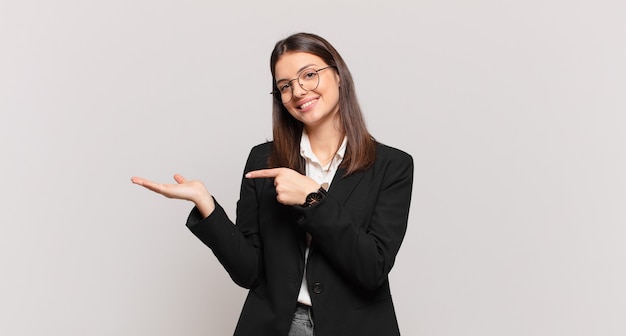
[{"x1": 269, "y1": 33, "x2": 376, "y2": 176}]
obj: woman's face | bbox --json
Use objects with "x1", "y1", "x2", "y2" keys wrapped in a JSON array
[{"x1": 274, "y1": 52, "x2": 340, "y2": 130}]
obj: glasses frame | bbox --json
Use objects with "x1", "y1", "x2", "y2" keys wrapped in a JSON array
[{"x1": 271, "y1": 66, "x2": 334, "y2": 103}]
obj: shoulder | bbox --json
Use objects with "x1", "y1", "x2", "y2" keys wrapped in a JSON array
[
  {"x1": 249, "y1": 141, "x2": 273, "y2": 157},
  {"x1": 371, "y1": 143, "x2": 414, "y2": 180},
  {"x1": 244, "y1": 141, "x2": 273, "y2": 169},
  {"x1": 371, "y1": 143, "x2": 414, "y2": 186},
  {"x1": 375, "y1": 143, "x2": 413, "y2": 165}
]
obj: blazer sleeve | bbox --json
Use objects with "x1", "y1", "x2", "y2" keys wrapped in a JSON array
[
  {"x1": 185, "y1": 145, "x2": 266, "y2": 289},
  {"x1": 297, "y1": 146, "x2": 414, "y2": 291}
]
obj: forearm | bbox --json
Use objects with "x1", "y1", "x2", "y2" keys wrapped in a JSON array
[
  {"x1": 187, "y1": 201, "x2": 263, "y2": 288},
  {"x1": 304, "y1": 199, "x2": 408, "y2": 290},
  {"x1": 299, "y1": 155, "x2": 414, "y2": 290},
  {"x1": 194, "y1": 192, "x2": 216, "y2": 218}
]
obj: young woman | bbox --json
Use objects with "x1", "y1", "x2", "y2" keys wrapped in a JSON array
[{"x1": 131, "y1": 32, "x2": 413, "y2": 336}]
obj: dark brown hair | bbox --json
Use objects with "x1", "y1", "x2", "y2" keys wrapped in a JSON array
[{"x1": 269, "y1": 33, "x2": 376, "y2": 176}]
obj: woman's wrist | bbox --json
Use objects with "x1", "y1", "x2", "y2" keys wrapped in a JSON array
[{"x1": 195, "y1": 191, "x2": 215, "y2": 218}]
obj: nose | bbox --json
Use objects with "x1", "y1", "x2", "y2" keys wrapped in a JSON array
[{"x1": 292, "y1": 82, "x2": 308, "y2": 98}]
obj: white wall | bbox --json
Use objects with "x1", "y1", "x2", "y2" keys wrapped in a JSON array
[{"x1": 1, "y1": 0, "x2": 625, "y2": 335}]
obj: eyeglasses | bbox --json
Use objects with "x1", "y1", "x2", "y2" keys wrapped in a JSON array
[{"x1": 271, "y1": 66, "x2": 333, "y2": 103}]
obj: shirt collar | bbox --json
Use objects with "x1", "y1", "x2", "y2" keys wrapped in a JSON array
[{"x1": 300, "y1": 130, "x2": 348, "y2": 163}]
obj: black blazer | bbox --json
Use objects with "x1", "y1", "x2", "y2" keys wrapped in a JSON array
[{"x1": 187, "y1": 142, "x2": 413, "y2": 336}]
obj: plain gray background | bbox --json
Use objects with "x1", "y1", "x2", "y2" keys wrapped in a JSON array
[{"x1": 1, "y1": 0, "x2": 625, "y2": 335}]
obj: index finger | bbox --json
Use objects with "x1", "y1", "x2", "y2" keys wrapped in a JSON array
[{"x1": 245, "y1": 168, "x2": 282, "y2": 179}]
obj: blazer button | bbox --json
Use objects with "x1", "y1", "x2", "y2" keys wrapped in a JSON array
[{"x1": 312, "y1": 282, "x2": 323, "y2": 294}]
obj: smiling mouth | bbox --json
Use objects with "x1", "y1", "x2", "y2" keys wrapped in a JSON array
[{"x1": 298, "y1": 99, "x2": 318, "y2": 109}]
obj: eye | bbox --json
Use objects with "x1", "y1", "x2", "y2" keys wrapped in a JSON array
[
  {"x1": 301, "y1": 70, "x2": 318, "y2": 80},
  {"x1": 277, "y1": 83, "x2": 291, "y2": 93}
]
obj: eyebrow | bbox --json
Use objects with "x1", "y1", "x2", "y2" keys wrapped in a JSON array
[{"x1": 275, "y1": 63, "x2": 318, "y2": 83}]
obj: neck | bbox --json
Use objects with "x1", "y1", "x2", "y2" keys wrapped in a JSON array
[{"x1": 305, "y1": 126, "x2": 343, "y2": 166}]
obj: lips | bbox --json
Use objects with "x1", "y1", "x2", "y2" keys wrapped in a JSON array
[{"x1": 297, "y1": 98, "x2": 318, "y2": 111}]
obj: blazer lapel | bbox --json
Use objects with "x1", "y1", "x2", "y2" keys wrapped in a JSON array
[
  {"x1": 307, "y1": 168, "x2": 364, "y2": 256},
  {"x1": 327, "y1": 167, "x2": 365, "y2": 204}
]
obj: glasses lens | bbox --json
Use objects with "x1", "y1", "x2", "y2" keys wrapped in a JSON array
[
  {"x1": 274, "y1": 68, "x2": 322, "y2": 104},
  {"x1": 278, "y1": 82, "x2": 292, "y2": 103},
  {"x1": 274, "y1": 79, "x2": 295, "y2": 103},
  {"x1": 298, "y1": 69, "x2": 320, "y2": 92}
]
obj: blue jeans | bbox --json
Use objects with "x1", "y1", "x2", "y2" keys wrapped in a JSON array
[{"x1": 288, "y1": 304, "x2": 315, "y2": 336}]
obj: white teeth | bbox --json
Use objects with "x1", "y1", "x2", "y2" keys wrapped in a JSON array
[{"x1": 300, "y1": 100, "x2": 316, "y2": 109}]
